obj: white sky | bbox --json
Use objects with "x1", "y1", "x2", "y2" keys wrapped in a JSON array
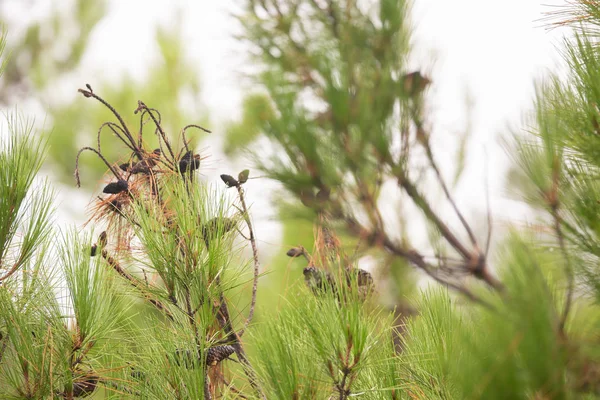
[{"x1": 3, "y1": 0, "x2": 572, "y2": 258}]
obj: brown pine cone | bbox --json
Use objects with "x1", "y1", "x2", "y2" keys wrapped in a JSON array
[{"x1": 206, "y1": 345, "x2": 236, "y2": 366}]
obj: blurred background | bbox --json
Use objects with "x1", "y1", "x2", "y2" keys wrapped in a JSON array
[{"x1": 0, "y1": 0, "x2": 569, "y2": 308}]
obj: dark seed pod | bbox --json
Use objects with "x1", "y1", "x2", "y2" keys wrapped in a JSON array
[
  {"x1": 102, "y1": 180, "x2": 128, "y2": 194},
  {"x1": 129, "y1": 162, "x2": 148, "y2": 175},
  {"x1": 303, "y1": 266, "x2": 336, "y2": 295},
  {"x1": 299, "y1": 189, "x2": 316, "y2": 208},
  {"x1": 92, "y1": 231, "x2": 107, "y2": 257},
  {"x1": 356, "y1": 269, "x2": 373, "y2": 287},
  {"x1": 206, "y1": 345, "x2": 235, "y2": 366},
  {"x1": 85, "y1": 83, "x2": 93, "y2": 92},
  {"x1": 98, "y1": 231, "x2": 107, "y2": 248},
  {"x1": 71, "y1": 374, "x2": 98, "y2": 398},
  {"x1": 316, "y1": 187, "x2": 330, "y2": 203},
  {"x1": 106, "y1": 198, "x2": 123, "y2": 213},
  {"x1": 286, "y1": 247, "x2": 305, "y2": 258},
  {"x1": 220, "y1": 174, "x2": 238, "y2": 188},
  {"x1": 119, "y1": 163, "x2": 131, "y2": 172},
  {"x1": 400, "y1": 71, "x2": 431, "y2": 97},
  {"x1": 238, "y1": 169, "x2": 250, "y2": 184},
  {"x1": 179, "y1": 151, "x2": 201, "y2": 174}
]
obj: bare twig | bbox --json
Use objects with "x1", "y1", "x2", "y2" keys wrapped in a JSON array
[
  {"x1": 181, "y1": 124, "x2": 211, "y2": 154},
  {"x1": 342, "y1": 215, "x2": 497, "y2": 310},
  {"x1": 484, "y1": 148, "x2": 493, "y2": 257},
  {"x1": 236, "y1": 185, "x2": 261, "y2": 338},
  {"x1": 97, "y1": 122, "x2": 137, "y2": 155},
  {"x1": 397, "y1": 175, "x2": 471, "y2": 259},
  {"x1": 548, "y1": 157, "x2": 574, "y2": 331},
  {"x1": 135, "y1": 102, "x2": 176, "y2": 164},
  {"x1": 215, "y1": 284, "x2": 265, "y2": 399},
  {"x1": 416, "y1": 122, "x2": 479, "y2": 249},
  {"x1": 100, "y1": 250, "x2": 174, "y2": 321},
  {"x1": 74, "y1": 147, "x2": 122, "y2": 188},
  {"x1": 78, "y1": 88, "x2": 142, "y2": 159},
  {"x1": 0, "y1": 251, "x2": 25, "y2": 283}
]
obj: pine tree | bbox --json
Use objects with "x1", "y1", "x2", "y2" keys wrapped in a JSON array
[{"x1": 5, "y1": 1, "x2": 600, "y2": 399}]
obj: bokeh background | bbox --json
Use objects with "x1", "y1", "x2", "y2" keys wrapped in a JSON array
[{"x1": 0, "y1": 0, "x2": 569, "y2": 307}]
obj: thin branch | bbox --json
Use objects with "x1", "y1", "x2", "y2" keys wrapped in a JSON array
[
  {"x1": 100, "y1": 250, "x2": 174, "y2": 321},
  {"x1": 236, "y1": 186, "x2": 261, "y2": 338},
  {"x1": 97, "y1": 122, "x2": 137, "y2": 155},
  {"x1": 0, "y1": 251, "x2": 25, "y2": 283},
  {"x1": 397, "y1": 175, "x2": 471, "y2": 259},
  {"x1": 410, "y1": 111, "x2": 479, "y2": 250},
  {"x1": 555, "y1": 208, "x2": 574, "y2": 332},
  {"x1": 136, "y1": 102, "x2": 176, "y2": 164},
  {"x1": 484, "y1": 148, "x2": 493, "y2": 257},
  {"x1": 78, "y1": 88, "x2": 142, "y2": 159},
  {"x1": 419, "y1": 124, "x2": 479, "y2": 249},
  {"x1": 74, "y1": 147, "x2": 122, "y2": 188},
  {"x1": 342, "y1": 215, "x2": 497, "y2": 310},
  {"x1": 181, "y1": 124, "x2": 211, "y2": 155},
  {"x1": 215, "y1": 282, "x2": 265, "y2": 399}
]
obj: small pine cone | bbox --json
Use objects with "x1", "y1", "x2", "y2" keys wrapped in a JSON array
[
  {"x1": 357, "y1": 269, "x2": 373, "y2": 287},
  {"x1": 98, "y1": 231, "x2": 108, "y2": 248},
  {"x1": 286, "y1": 247, "x2": 305, "y2": 258},
  {"x1": 71, "y1": 374, "x2": 98, "y2": 398},
  {"x1": 303, "y1": 266, "x2": 336, "y2": 295},
  {"x1": 206, "y1": 345, "x2": 235, "y2": 366},
  {"x1": 102, "y1": 179, "x2": 128, "y2": 194}
]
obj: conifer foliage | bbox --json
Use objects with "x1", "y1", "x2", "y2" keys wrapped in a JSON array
[{"x1": 4, "y1": 1, "x2": 600, "y2": 399}]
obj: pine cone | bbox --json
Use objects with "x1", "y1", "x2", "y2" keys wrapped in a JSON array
[
  {"x1": 303, "y1": 266, "x2": 336, "y2": 295},
  {"x1": 286, "y1": 246, "x2": 305, "y2": 258},
  {"x1": 206, "y1": 345, "x2": 236, "y2": 366},
  {"x1": 102, "y1": 180, "x2": 128, "y2": 194},
  {"x1": 70, "y1": 373, "x2": 98, "y2": 398},
  {"x1": 179, "y1": 150, "x2": 201, "y2": 174}
]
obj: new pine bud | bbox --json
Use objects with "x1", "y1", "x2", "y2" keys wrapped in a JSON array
[
  {"x1": 220, "y1": 174, "x2": 239, "y2": 188},
  {"x1": 238, "y1": 169, "x2": 250, "y2": 184}
]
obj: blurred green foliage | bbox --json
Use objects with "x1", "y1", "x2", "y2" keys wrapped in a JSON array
[{"x1": 1, "y1": 1, "x2": 207, "y2": 188}]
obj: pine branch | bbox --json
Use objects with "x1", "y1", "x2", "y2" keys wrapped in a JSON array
[
  {"x1": 236, "y1": 185, "x2": 261, "y2": 338},
  {"x1": 100, "y1": 249, "x2": 174, "y2": 321}
]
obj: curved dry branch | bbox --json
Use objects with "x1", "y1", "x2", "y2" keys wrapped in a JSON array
[
  {"x1": 135, "y1": 102, "x2": 176, "y2": 164},
  {"x1": 79, "y1": 88, "x2": 142, "y2": 159},
  {"x1": 413, "y1": 116, "x2": 479, "y2": 250},
  {"x1": 97, "y1": 122, "x2": 138, "y2": 155},
  {"x1": 181, "y1": 124, "x2": 211, "y2": 154},
  {"x1": 398, "y1": 176, "x2": 471, "y2": 259},
  {"x1": 342, "y1": 214, "x2": 496, "y2": 310},
  {"x1": 74, "y1": 147, "x2": 122, "y2": 188}
]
